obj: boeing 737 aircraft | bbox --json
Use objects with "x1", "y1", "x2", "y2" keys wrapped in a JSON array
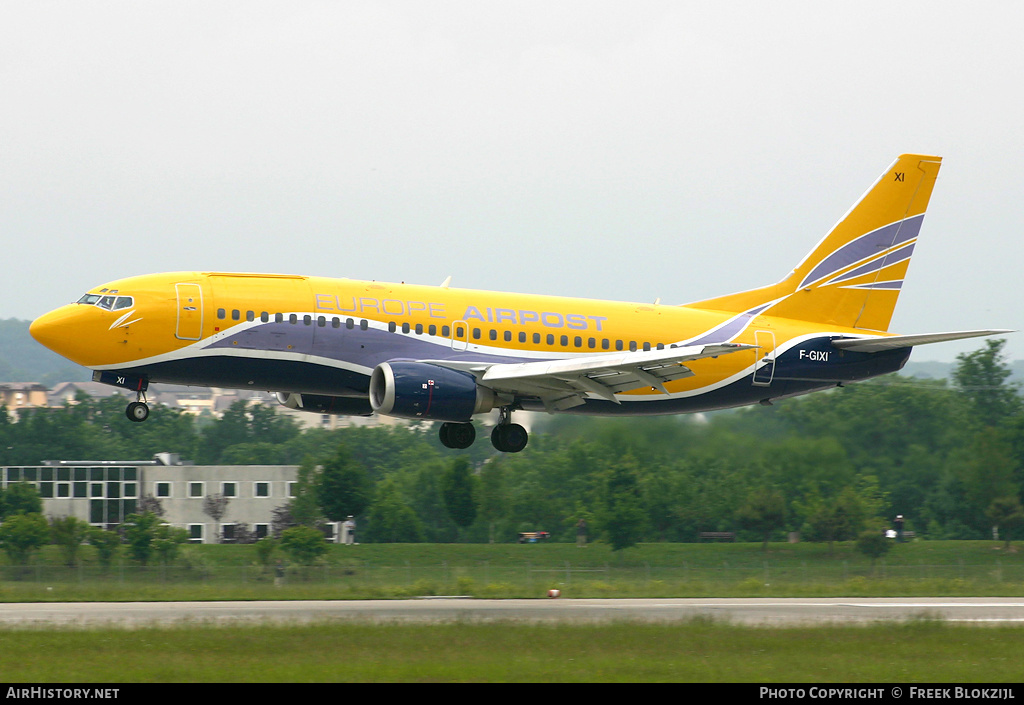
[{"x1": 30, "y1": 154, "x2": 1010, "y2": 452}]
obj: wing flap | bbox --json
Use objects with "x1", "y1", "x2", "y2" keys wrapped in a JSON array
[{"x1": 478, "y1": 343, "x2": 754, "y2": 406}]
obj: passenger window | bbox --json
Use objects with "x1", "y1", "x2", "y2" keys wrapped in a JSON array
[
  {"x1": 415, "y1": 323, "x2": 423, "y2": 335},
  {"x1": 488, "y1": 329, "x2": 496, "y2": 341},
  {"x1": 616, "y1": 340, "x2": 624, "y2": 351},
  {"x1": 547, "y1": 334, "x2": 555, "y2": 345},
  {"x1": 519, "y1": 332, "x2": 526, "y2": 343},
  {"x1": 429, "y1": 325, "x2": 437, "y2": 336},
  {"x1": 289, "y1": 314, "x2": 298, "y2": 324},
  {"x1": 346, "y1": 318, "x2": 354, "y2": 329},
  {"x1": 602, "y1": 339, "x2": 610, "y2": 350},
  {"x1": 588, "y1": 338, "x2": 596, "y2": 349},
  {"x1": 217, "y1": 309, "x2": 226, "y2": 320},
  {"x1": 332, "y1": 317, "x2": 340, "y2": 328},
  {"x1": 442, "y1": 325, "x2": 450, "y2": 337},
  {"x1": 261, "y1": 312, "x2": 270, "y2": 323},
  {"x1": 560, "y1": 335, "x2": 568, "y2": 346},
  {"x1": 232, "y1": 310, "x2": 241, "y2": 321},
  {"x1": 275, "y1": 313, "x2": 284, "y2": 323},
  {"x1": 574, "y1": 336, "x2": 582, "y2": 348},
  {"x1": 246, "y1": 311, "x2": 255, "y2": 322},
  {"x1": 504, "y1": 331, "x2": 512, "y2": 342},
  {"x1": 359, "y1": 320, "x2": 368, "y2": 330},
  {"x1": 302, "y1": 315, "x2": 311, "y2": 326},
  {"x1": 388, "y1": 321, "x2": 397, "y2": 333},
  {"x1": 401, "y1": 322, "x2": 410, "y2": 334}
]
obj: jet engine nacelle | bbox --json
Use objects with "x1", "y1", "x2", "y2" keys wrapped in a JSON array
[
  {"x1": 369, "y1": 361, "x2": 495, "y2": 422},
  {"x1": 276, "y1": 392, "x2": 373, "y2": 416}
]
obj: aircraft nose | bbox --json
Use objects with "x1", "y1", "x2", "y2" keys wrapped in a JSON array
[{"x1": 30, "y1": 305, "x2": 83, "y2": 358}]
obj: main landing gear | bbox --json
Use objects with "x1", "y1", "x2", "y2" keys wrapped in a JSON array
[
  {"x1": 439, "y1": 408, "x2": 529, "y2": 453},
  {"x1": 125, "y1": 393, "x2": 150, "y2": 423}
]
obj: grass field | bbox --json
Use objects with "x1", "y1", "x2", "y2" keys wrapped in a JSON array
[
  {"x1": 3, "y1": 541, "x2": 1024, "y2": 683},
  {"x1": 2, "y1": 540, "x2": 1024, "y2": 601},
  {"x1": 1, "y1": 618, "x2": 1022, "y2": 683}
]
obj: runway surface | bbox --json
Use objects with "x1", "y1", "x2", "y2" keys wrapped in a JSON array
[{"x1": 3, "y1": 597, "x2": 1024, "y2": 628}]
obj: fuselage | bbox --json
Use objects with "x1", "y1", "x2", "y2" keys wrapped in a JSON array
[{"x1": 29, "y1": 270, "x2": 910, "y2": 416}]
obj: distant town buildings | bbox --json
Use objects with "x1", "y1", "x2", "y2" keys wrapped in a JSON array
[{"x1": 0, "y1": 380, "x2": 401, "y2": 430}]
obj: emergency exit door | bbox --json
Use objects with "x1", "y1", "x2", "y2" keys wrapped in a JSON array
[
  {"x1": 175, "y1": 283, "x2": 204, "y2": 341},
  {"x1": 752, "y1": 330, "x2": 776, "y2": 386}
]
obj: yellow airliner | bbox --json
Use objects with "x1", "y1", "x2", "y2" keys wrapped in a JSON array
[{"x1": 30, "y1": 155, "x2": 1009, "y2": 452}]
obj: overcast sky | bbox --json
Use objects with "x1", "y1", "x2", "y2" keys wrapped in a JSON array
[{"x1": 3, "y1": 1, "x2": 1021, "y2": 362}]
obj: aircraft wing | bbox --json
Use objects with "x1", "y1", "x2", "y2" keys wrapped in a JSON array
[
  {"x1": 428, "y1": 343, "x2": 755, "y2": 412},
  {"x1": 831, "y1": 329, "x2": 1014, "y2": 353}
]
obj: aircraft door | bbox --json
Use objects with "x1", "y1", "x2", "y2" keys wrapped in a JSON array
[
  {"x1": 451, "y1": 320, "x2": 469, "y2": 351},
  {"x1": 175, "y1": 283, "x2": 204, "y2": 341},
  {"x1": 752, "y1": 330, "x2": 776, "y2": 386}
]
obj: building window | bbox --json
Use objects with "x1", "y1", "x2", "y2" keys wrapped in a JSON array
[
  {"x1": 188, "y1": 524, "x2": 204, "y2": 544},
  {"x1": 155, "y1": 482, "x2": 171, "y2": 498},
  {"x1": 222, "y1": 482, "x2": 237, "y2": 498},
  {"x1": 189, "y1": 482, "x2": 204, "y2": 498},
  {"x1": 254, "y1": 482, "x2": 270, "y2": 498},
  {"x1": 254, "y1": 524, "x2": 270, "y2": 540},
  {"x1": 287, "y1": 482, "x2": 297, "y2": 498}
]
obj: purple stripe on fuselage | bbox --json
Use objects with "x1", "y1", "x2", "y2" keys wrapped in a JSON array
[
  {"x1": 799, "y1": 214, "x2": 923, "y2": 289},
  {"x1": 683, "y1": 302, "x2": 772, "y2": 346},
  {"x1": 204, "y1": 320, "x2": 548, "y2": 368}
]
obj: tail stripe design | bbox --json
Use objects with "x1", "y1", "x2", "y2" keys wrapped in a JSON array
[
  {"x1": 797, "y1": 214, "x2": 924, "y2": 290},
  {"x1": 826, "y1": 242, "x2": 915, "y2": 286}
]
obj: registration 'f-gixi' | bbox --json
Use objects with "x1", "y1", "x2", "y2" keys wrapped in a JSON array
[{"x1": 31, "y1": 155, "x2": 1011, "y2": 453}]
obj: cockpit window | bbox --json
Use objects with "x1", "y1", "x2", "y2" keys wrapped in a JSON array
[{"x1": 77, "y1": 294, "x2": 134, "y2": 310}]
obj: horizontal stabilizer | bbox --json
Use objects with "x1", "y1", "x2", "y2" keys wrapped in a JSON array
[{"x1": 831, "y1": 329, "x2": 1014, "y2": 353}]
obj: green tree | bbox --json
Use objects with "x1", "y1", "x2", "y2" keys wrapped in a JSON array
[
  {"x1": 279, "y1": 525, "x2": 328, "y2": 566},
  {"x1": 88, "y1": 527, "x2": 121, "y2": 571},
  {"x1": 478, "y1": 459, "x2": 507, "y2": 543},
  {"x1": 601, "y1": 455, "x2": 646, "y2": 551},
  {"x1": 152, "y1": 524, "x2": 189, "y2": 565},
  {"x1": 50, "y1": 515, "x2": 91, "y2": 567},
  {"x1": 856, "y1": 528, "x2": 893, "y2": 574},
  {"x1": 736, "y1": 486, "x2": 787, "y2": 550},
  {"x1": 122, "y1": 511, "x2": 164, "y2": 565},
  {"x1": 952, "y1": 338, "x2": 1022, "y2": 427},
  {"x1": 441, "y1": 456, "x2": 477, "y2": 530},
  {"x1": 0, "y1": 513, "x2": 49, "y2": 567},
  {"x1": 986, "y1": 496, "x2": 1024, "y2": 550},
  {"x1": 801, "y1": 486, "x2": 868, "y2": 552},
  {"x1": 366, "y1": 479, "x2": 426, "y2": 542},
  {"x1": 1, "y1": 482, "x2": 42, "y2": 519},
  {"x1": 317, "y1": 445, "x2": 372, "y2": 523}
]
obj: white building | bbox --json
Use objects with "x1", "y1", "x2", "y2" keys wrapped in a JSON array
[{"x1": 2, "y1": 460, "x2": 340, "y2": 544}]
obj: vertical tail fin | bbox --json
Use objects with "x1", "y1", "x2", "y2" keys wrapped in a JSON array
[{"x1": 689, "y1": 154, "x2": 942, "y2": 331}]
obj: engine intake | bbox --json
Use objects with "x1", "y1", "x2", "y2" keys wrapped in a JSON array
[{"x1": 369, "y1": 361, "x2": 495, "y2": 422}]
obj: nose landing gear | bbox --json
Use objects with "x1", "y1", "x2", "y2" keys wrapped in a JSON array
[{"x1": 125, "y1": 393, "x2": 150, "y2": 423}]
